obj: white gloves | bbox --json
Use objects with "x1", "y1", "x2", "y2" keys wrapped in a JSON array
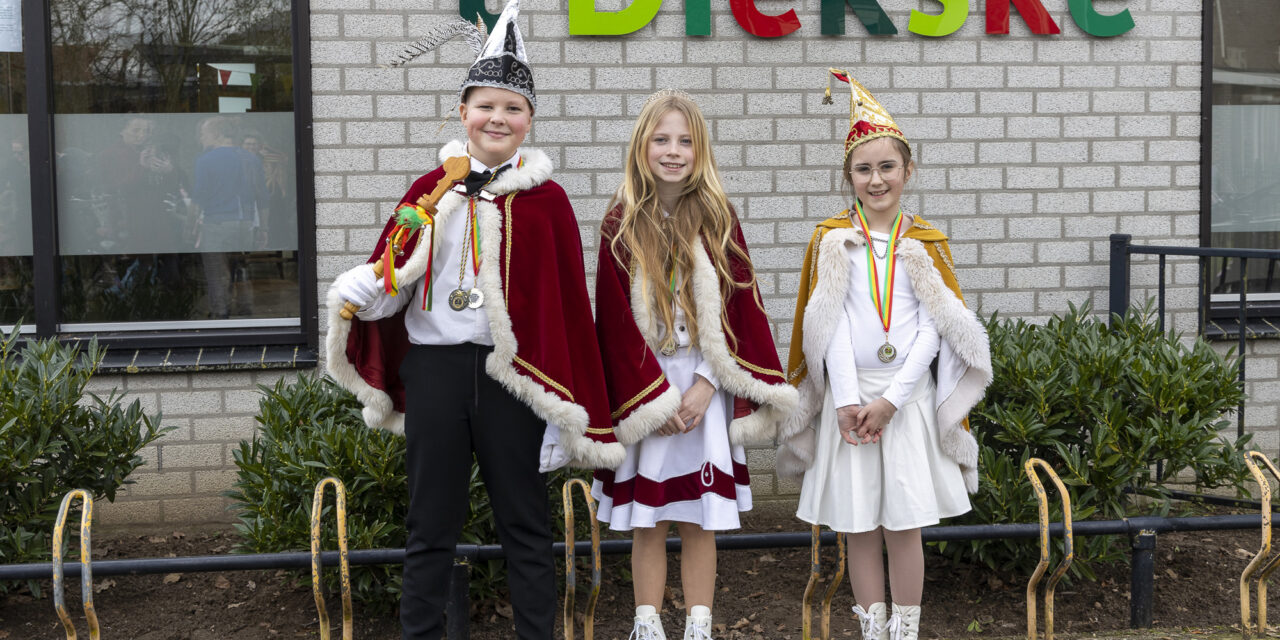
[
  {"x1": 539, "y1": 423, "x2": 571, "y2": 473},
  {"x1": 335, "y1": 264, "x2": 383, "y2": 310}
]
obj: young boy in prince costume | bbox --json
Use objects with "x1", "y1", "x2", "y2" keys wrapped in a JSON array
[
  {"x1": 776, "y1": 70, "x2": 993, "y2": 640},
  {"x1": 326, "y1": 2, "x2": 623, "y2": 637}
]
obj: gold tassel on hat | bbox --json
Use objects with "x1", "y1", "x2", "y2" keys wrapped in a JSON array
[{"x1": 821, "y1": 68, "x2": 909, "y2": 159}]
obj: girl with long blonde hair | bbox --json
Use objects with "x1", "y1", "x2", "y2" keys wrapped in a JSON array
[{"x1": 591, "y1": 90, "x2": 798, "y2": 640}]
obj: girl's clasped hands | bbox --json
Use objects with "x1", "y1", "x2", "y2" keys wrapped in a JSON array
[{"x1": 836, "y1": 397, "x2": 897, "y2": 445}]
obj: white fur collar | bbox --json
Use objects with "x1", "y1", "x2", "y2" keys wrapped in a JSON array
[
  {"x1": 438, "y1": 140, "x2": 553, "y2": 196},
  {"x1": 629, "y1": 245, "x2": 798, "y2": 446},
  {"x1": 776, "y1": 226, "x2": 990, "y2": 492}
]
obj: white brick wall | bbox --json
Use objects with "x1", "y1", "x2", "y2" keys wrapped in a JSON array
[{"x1": 91, "y1": 0, "x2": 1280, "y2": 523}]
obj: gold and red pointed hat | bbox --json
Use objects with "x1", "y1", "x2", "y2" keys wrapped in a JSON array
[{"x1": 823, "y1": 68, "x2": 908, "y2": 160}]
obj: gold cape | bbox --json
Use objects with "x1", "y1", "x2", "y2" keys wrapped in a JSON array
[{"x1": 786, "y1": 213, "x2": 966, "y2": 402}]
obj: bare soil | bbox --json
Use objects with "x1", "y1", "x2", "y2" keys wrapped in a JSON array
[{"x1": 1, "y1": 507, "x2": 1274, "y2": 640}]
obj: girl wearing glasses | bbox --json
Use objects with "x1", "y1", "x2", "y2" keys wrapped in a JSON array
[{"x1": 777, "y1": 72, "x2": 992, "y2": 640}]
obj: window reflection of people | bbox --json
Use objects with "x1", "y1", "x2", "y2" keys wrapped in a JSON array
[
  {"x1": 96, "y1": 117, "x2": 159, "y2": 251},
  {"x1": 241, "y1": 130, "x2": 293, "y2": 249},
  {"x1": 0, "y1": 137, "x2": 30, "y2": 256},
  {"x1": 194, "y1": 116, "x2": 267, "y2": 319},
  {"x1": 0, "y1": 136, "x2": 33, "y2": 317}
]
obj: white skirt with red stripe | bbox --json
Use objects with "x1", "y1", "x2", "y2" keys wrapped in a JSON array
[{"x1": 592, "y1": 346, "x2": 751, "y2": 532}]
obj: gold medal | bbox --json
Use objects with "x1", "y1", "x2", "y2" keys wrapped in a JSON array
[
  {"x1": 877, "y1": 340, "x2": 897, "y2": 363},
  {"x1": 444, "y1": 199, "x2": 482, "y2": 313},
  {"x1": 448, "y1": 288, "x2": 469, "y2": 311}
]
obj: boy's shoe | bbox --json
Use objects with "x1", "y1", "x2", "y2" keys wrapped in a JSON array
[
  {"x1": 887, "y1": 603, "x2": 921, "y2": 640},
  {"x1": 631, "y1": 604, "x2": 667, "y2": 640},
  {"x1": 683, "y1": 604, "x2": 713, "y2": 640},
  {"x1": 852, "y1": 602, "x2": 888, "y2": 640}
]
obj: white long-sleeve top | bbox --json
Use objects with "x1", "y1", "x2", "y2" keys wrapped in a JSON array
[
  {"x1": 670, "y1": 304, "x2": 720, "y2": 390},
  {"x1": 824, "y1": 228, "x2": 940, "y2": 410},
  {"x1": 354, "y1": 150, "x2": 521, "y2": 346}
]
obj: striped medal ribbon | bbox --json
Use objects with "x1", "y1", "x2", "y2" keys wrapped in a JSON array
[{"x1": 853, "y1": 200, "x2": 904, "y2": 363}]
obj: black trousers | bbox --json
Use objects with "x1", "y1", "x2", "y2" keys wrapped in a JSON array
[{"x1": 399, "y1": 343, "x2": 554, "y2": 640}]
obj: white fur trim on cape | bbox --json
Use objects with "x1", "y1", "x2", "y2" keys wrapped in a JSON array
[
  {"x1": 776, "y1": 226, "x2": 991, "y2": 493},
  {"x1": 325, "y1": 142, "x2": 624, "y2": 469},
  {"x1": 630, "y1": 246, "x2": 799, "y2": 447},
  {"x1": 614, "y1": 386, "x2": 682, "y2": 446},
  {"x1": 325, "y1": 284, "x2": 406, "y2": 434}
]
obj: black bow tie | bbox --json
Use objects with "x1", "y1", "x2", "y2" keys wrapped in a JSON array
[{"x1": 462, "y1": 164, "x2": 510, "y2": 196}]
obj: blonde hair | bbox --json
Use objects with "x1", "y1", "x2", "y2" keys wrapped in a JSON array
[{"x1": 608, "y1": 92, "x2": 757, "y2": 349}]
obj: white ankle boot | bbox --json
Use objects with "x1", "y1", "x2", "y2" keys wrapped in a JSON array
[
  {"x1": 852, "y1": 602, "x2": 888, "y2": 640},
  {"x1": 887, "y1": 603, "x2": 920, "y2": 640},
  {"x1": 631, "y1": 605, "x2": 667, "y2": 640},
  {"x1": 683, "y1": 604, "x2": 713, "y2": 640}
]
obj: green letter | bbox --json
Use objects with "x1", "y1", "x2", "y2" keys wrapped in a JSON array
[
  {"x1": 1068, "y1": 0, "x2": 1134, "y2": 36},
  {"x1": 569, "y1": 0, "x2": 663, "y2": 35},
  {"x1": 821, "y1": 0, "x2": 897, "y2": 35},
  {"x1": 459, "y1": 0, "x2": 498, "y2": 31},
  {"x1": 685, "y1": 0, "x2": 711, "y2": 35},
  {"x1": 908, "y1": 0, "x2": 968, "y2": 36}
]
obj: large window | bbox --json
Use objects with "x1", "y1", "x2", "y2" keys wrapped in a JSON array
[
  {"x1": 1207, "y1": 0, "x2": 1280, "y2": 310},
  {"x1": 1, "y1": 28, "x2": 32, "y2": 327},
  {"x1": 8, "y1": 0, "x2": 314, "y2": 356}
]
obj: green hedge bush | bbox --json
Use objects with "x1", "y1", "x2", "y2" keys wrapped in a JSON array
[
  {"x1": 0, "y1": 327, "x2": 172, "y2": 589},
  {"x1": 939, "y1": 303, "x2": 1253, "y2": 578},
  {"x1": 226, "y1": 372, "x2": 594, "y2": 612}
]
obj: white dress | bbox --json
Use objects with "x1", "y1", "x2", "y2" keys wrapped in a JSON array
[
  {"x1": 795, "y1": 229, "x2": 971, "y2": 533},
  {"x1": 592, "y1": 307, "x2": 751, "y2": 532}
]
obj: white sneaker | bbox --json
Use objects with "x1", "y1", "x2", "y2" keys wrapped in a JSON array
[
  {"x1": 631, "y1": 605, "x2": 667, "y2": 640},
  {"x1": 683, "y1": 604, "x2": 713, "y2": 640},
  {"x1": 852, "y1": 602, "x2": 888, "y2": 640},
  {"x1": 887, "y1": 603, "x2": 920, "y2": 640}
]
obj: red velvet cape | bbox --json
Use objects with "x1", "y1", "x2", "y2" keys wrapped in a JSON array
[
  {"x1": 593, "y1": 204, "x2": 799, "y2": 448},
  {"x1": 326, "y1": 145, "x2": 623, "y2": 469}
]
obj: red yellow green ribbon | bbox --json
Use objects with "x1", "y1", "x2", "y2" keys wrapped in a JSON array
[
  {"x1": 468, "y1": 198, "x2": 481, "y2": 276},
  {"x1": 853, "y1": 200, "x2": 903, "y2": 337}
]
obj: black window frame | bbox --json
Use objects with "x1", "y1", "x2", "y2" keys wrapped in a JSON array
[
  {"x1": 15, "y1": 0, "x2": 317, "y2": 358},
  {"x1": 1199, "y1": 0, "x2": 1280, "y2": 331}
]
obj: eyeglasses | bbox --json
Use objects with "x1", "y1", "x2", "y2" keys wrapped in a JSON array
[{"x1": 850, "y1": 162, "x2": 903, "y2": 179}]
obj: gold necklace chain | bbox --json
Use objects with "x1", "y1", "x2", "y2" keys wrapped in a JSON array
[{"x1": 456, "y1": 205, "x2": 472, "y2": 291}]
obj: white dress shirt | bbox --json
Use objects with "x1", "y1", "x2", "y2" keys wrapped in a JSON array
[
  {"x1": 356, "y1": 150, "x2": 521, "y2": 347},
  {"x1": 824, "y1": 229, "x2": 940, "y2": 409}
]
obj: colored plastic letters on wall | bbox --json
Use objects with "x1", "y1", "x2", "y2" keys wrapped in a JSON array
[
  {"x1": 1068, "y1": 0, "x2": 1135, "y2": 36},
  {"x1": 820, "y1": 0, "x2": 898, "y2": 35},
  {"x1": 985, "y1": 0, "x2": 1061, "y2": 33},
  {"x1": 907, "y1": 0, "x2": 968, "y2": 36},
  {"x1": 568, "y1": 0, "x2": 663, "y2": 35},
  {"x1": 460, "y1": 0, "x2": 498, "y2": 31},
  {"x1": 729, "y1": 0, "x2": 802, "y2": 37},
  {"x1": 685, "y1": 0, "x2": 711, "y2": 35}
]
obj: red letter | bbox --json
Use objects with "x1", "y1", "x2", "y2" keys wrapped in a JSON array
[
  {"x1": 730, "y1": 0, "x2": 802, "y2": 37},
  {"x1": 986, "y1": 0, "x2": 1060, "y2": 34}
]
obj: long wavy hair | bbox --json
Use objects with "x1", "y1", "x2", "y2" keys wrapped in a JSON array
[{"x1": 608, "y1": 92, "x2": 757, "y2": 349}]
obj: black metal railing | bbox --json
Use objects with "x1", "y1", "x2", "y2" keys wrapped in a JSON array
[
  {"x1": 1, "y1": 513, "x2": 1270, "y2": 634},
  {"x1": 1109, "y1": 233, "x2": 1280, "y2": 437}
]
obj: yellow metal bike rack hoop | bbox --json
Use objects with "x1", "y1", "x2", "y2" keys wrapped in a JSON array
[
  {"x1": 310, "y1": 476, "x2": 354, "y2": 640},
  {"x1": 1024, "y1": 458, "x2": 1074, "y2": 640},
  {"x1": 1240, "y1": 451, "x2": 1280, "y2": 639},
  {"x1": 561, "y1": 478, "x2": 602, "y2": 640},
  {"x1": 52, "y1": 489, "x2": 100, "y2": 640},
  {"x1": 801, "y1": 524, "x2": 846, "y2": 640}
]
